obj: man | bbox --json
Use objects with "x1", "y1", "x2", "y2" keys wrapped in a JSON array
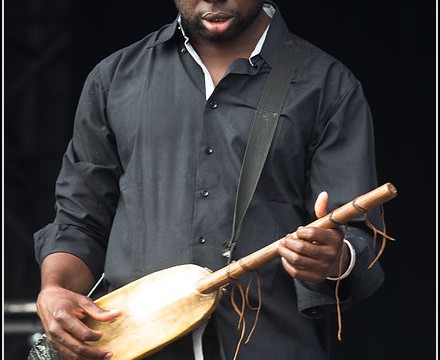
[{"x1": 34, "y1": 1, "x2": 384, "y2": 359}]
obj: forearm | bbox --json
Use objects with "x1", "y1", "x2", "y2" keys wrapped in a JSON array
[{"x1": 40, "y1": 252, "x2": 95, "y2": 295}]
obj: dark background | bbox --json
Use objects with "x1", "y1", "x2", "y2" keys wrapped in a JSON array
[{"x1": 4, "y1": 0, "x2": 436, "y2": 359}]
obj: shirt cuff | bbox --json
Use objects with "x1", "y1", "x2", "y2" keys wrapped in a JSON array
[{"x1": 34, "y1": 223, "x2": 106, "y2": 280}]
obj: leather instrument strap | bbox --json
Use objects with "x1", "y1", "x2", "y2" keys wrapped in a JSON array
[{"x1": 223, "y1": 33, "x2": 305, "y2": 263}]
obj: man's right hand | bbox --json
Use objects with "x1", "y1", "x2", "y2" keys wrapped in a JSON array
[
  {"x1": 37, "y1": 285, "x2": 120, "y2": 359},
  {"x1": 37, "y1": 253, "x2": 121, "y2": 359}
]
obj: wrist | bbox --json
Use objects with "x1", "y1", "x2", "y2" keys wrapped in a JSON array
[
  {"x1": 41, "y1": 253, "x2": 95, "y2": 294},
  {"x1": 326, "y1": 239, "x2": 356, "y2": 281}
]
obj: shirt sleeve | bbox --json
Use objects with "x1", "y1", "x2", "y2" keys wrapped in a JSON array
[
  {"x1": 295, "y1": 81, "x2": 385, "y2": 318},
  {"x1": 34, "y1": 63, "x2": 122, "y2": 280}
]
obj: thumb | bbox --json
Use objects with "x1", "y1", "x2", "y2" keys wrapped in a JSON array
[{"x1": 314, "y1": 191, "x2": 329, "y2": 219}]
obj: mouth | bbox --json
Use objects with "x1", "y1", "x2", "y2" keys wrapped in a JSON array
[
  {"x1": 201, "y1": 12, "x2": 233, "y2": 22},
  {"x1": 201, "y1": 12, "x2": 233, "y2": 32}
]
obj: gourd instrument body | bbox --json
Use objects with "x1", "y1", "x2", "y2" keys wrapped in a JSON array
[{"x1": 85, "y1": 265, "x2": 221, "y2": 359}]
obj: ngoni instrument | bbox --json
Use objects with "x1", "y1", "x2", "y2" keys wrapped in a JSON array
[{"x1": 84, "y1": 182, "x2": 397, "y2": 359}]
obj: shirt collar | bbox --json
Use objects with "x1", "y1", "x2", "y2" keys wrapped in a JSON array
[
  {"x1": 258, "y1": 6, "x2": 289, "y2": 67},
  {"x1": 249, "y1": 4, "x2": 275, "y2": 61}
]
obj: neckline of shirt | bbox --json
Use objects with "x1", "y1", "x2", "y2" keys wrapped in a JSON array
[{"x1": 177, "y1": 4, "x2": 275, "y2": 100}]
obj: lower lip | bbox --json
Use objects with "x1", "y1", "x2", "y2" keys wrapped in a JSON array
[{"x1": 202, "y1": 18, "x2": 233, "y2": 32}]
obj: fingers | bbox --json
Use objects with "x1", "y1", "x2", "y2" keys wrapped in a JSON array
[
  {"x1": 279, "y1": 236, "x2": 331, "y2": 283},
  {"x1": 280, "y1": 257, "x2": 325, "y2": 283},
  {"x1": 50, "y1": 300, "x2": 104, "y2": 342},
  {"x1": 37, "y1": 288, "x2": 120, "y2": 359},
  {"x1": 44, "y1": 301, "x2": 115, "y2": 359},
  {"x1": 79, "y1": 298, "x2": 122, "y2": 322},
  {"x1": 278, "y1": 229, "x2": 344, "y2": 283},
  {"x1": 282, "y1": 233, "x2": 326, "y2": 258},
  {"x1": 48, "y1": 329, "x2": 113, "y2": 360},
  {"x1": 295, "y1": 226, "x2": 343, "y2": 246}
]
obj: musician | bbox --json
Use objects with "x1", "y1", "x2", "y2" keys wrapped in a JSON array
[{"x1": 34, "y1": 0, "x2": 384, "y2": 359}]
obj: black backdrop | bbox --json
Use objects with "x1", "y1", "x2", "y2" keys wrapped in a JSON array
[{"x1": 4, "y1": 1, "x2": 436, "y2": 359}]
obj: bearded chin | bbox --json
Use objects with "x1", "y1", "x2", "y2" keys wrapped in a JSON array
[{"x1": 196, "y1": 27, "x2": 235, "y2": 42}]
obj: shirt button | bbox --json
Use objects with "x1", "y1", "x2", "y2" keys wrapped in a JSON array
[
  {"x1": 180, "y1": 47, "x2": 187, "y2": 53},
  {"x1": 205, "y1": 147, "x2": 214, "y2": 155},
  {"x1": 209, "y1": 101, "x2": 218, "y2": 109},
  {"x1": 309, "y1": 308, "x2": 319, "y2": 316},
  {"x1": 200, "y1": 190, "x2": 209, "y2": 197},
  {"x1": 198, "y1": 237, "x2": 206, "y2": 244}
]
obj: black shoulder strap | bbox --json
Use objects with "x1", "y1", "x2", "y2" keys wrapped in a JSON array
[{"x1": 223, "y1": 33, "x2": 304, "y2": 263}]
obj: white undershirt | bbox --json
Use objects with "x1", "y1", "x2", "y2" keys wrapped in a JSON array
[{"x1": 177, "y1": 5, "x2": 275, "y2": 359}]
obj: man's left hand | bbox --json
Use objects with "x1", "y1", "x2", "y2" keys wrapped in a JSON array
[{"x1": 278, "y1": 191, "x2": 349, "y2": 283}]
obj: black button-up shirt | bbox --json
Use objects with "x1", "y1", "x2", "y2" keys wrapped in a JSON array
[{"x1": 34, "y1": 8, "x2": 384, "y2": 360}]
